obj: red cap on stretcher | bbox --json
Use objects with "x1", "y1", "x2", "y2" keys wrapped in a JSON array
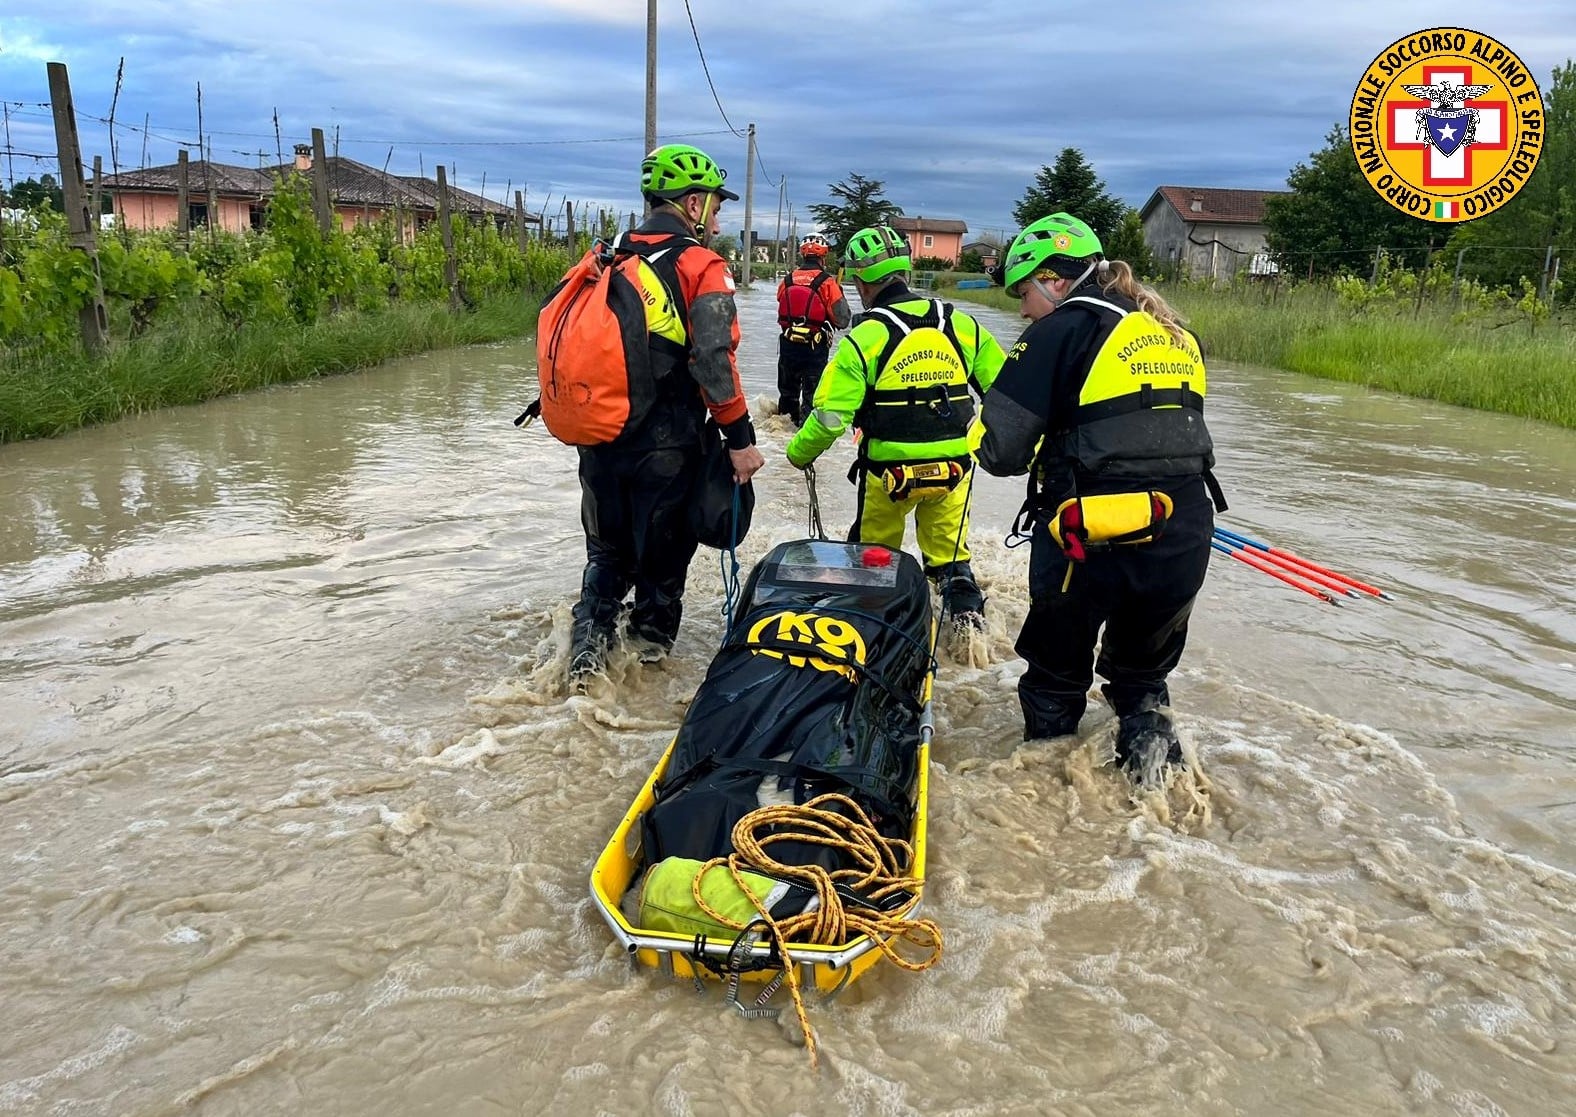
[{"x1": 861, "y1": 546, "x2": 892, "y2": 567}]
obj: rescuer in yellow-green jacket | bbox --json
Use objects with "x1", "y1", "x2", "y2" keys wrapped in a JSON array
[{"x1": 785, "y1": 225, "x2": 1008, "y2": 630}]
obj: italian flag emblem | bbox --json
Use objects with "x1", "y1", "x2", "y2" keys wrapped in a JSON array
[{"x1": 1434, "y1": 200, "x2": 1459, "y2": 219}]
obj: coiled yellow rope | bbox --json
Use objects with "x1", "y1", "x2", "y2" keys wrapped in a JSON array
[{"x1": 690, "y1": 792, "x2": 943, "y2": 1069}]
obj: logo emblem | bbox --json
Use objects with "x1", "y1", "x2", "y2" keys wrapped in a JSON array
[
  {"x1": 1052, "y1": 233, "x2": 1072, "y2": 251},
  {"x1": 745, "y1": 610, "x2": 866, "y2": 683},
  {"x1": 1350, "y1": 28, "x2": 1543, "y2": 222}
]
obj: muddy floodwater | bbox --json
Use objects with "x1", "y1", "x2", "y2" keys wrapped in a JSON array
[{"x1": 2, "y1": 281, "x2": 1573, "y2": 1115}]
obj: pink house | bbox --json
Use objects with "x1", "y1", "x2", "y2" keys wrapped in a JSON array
[
  {"x1": 889, "y1": 216, "x2": 967, "y2": 266},
  {"x1": 94, "y1": 145, "x2": 523, "y2": 240}
]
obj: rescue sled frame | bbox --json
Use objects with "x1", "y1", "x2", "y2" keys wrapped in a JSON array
[{"x1": 590, "y1": 701, "x2": 933, "y2": 995}]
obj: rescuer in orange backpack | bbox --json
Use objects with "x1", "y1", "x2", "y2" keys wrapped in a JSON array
[
  {"x1": 775, "y1": 233, "x2": 851, "y2": 425},
  {"x1": 566, "y1": 144, "x2": 764, "y2": 686}
]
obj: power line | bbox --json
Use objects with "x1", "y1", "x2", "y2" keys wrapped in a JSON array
[
  {"x1": 5, "y1": 104, "x2": 736, "y2": 149},
  {"x1": 676, "y1": 0, "x2": 782, "y2": 190},
  {"x1": 682, "y1": 0, "x2": 743, "y2": 138}
]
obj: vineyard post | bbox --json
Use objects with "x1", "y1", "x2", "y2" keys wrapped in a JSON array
[
  {"x1": 435, "y1": 164, "x2": 462, "y2": 312},
  {"x1": 310, "y1": 128, "x2": 333, "y2": 233},
  {"x1": 46, "y1": 61, "x2": 109, "y2": 355},
  {"x1": 177, "y1": 150, "x2": 190, "y2": 240}
]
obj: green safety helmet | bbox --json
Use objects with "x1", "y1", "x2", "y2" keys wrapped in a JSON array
[
  {"x1": 995, "y1": 212, "x2": 1103, "y2": 294},
  {"x1": 843, "y1": 225, "x2": 910, "y2": 282},
  {"x1": 640, "y1": 143, "x2": 740, "y2": 201}
]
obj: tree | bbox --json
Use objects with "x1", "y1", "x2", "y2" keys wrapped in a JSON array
[
  {"x1": 1444, "y1": 59, "x2": 1576, "y2": 299},
  {"x1": 1103, "y1": 208, "x2": 1155, "y2": 276},
  {"x1": 806, "y1": 173, "x2": 903, "y2": 252},
  {"x1": 710, "y1": 233, "x2": 738, "y2": 262},
  {"x1": 2, "y1": 174, "x2": 65, "y2": 212},
  {"x1": 1264, "y1": 125, "x2": 1432, "y2": 278},
  {"x1": 958, "y1": 248, "x2": 985, "y2": 273},
  {"x1": 1011, "y1": 148, "x2": 1125, "y2": 243}
]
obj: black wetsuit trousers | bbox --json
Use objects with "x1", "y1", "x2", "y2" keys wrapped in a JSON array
[
  {"x1": 1015, "y1": 482, "x2": 1213, "y2": 738},
  {"x1": 572, "y1": 444, "x2": 700, "y2": 649},
  {"x1": 777, "y1": 336, "x2": 830, "y2": 425}
]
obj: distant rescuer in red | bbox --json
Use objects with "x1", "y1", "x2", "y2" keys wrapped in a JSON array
[
  {"x1": 568, "y1": 143, "x2": 764, "y2": 685},
  {"x1": 775, "y1": 233, "x2": 851, "y2": 425},
  {"x1": 975, "y1": 212, "x2": 1226, "y2": 786}
]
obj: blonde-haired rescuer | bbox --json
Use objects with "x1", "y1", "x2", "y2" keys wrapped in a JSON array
[{"x1": 975, "y1": 212, "x2": 1226, "y2": 784}]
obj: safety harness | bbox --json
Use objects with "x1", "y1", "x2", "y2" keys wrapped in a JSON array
[
  {"x1": 848, "y1": 299, "x2": 974, "y2": 499},
  {"x1": 778, "y1": 270, "x2": 836, "y2": 346}
]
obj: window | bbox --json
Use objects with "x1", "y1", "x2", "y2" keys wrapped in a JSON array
[
  {"x1": 187, "y1": 202, "x2": 208, "y2": 228},
  {"x1": 923, "y1": 234, "x2": 934, "y2": 248}
]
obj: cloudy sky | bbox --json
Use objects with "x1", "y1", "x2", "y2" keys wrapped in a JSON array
[{"x1": 2, "y1": 1, "x2": 1572, "y2": 242}]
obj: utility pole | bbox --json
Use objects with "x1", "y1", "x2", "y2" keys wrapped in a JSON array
[
  {"x1": 741, "y1": 122, "x2": 756, "y2": 288},
  {"x1": 644, "y1": 0, "x2": 658, "y2": 155},
  {"x1": 643, "y1": 0, "x2": 657, "y2": 219},
  {"x1": 773, "y1": 175, "x2": 785, "y2": 269}
]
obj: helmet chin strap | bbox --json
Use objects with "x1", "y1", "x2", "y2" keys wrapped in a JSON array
[
  {"x1": 1034, "y1": 259, "x2": 1098, "y2": 310},
  {"x1": 1065, "y1": 259, "x2": 1098, "y2": 291},
  {"x1": 693, "y1": 193, "x2": 716, "y2": 242}
]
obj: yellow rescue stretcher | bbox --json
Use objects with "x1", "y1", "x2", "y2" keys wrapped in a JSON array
[{"x1": 589, "y1": 538, "x2": 939, "y2": 1005}]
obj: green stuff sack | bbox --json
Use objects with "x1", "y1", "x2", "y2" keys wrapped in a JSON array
[{"x1": 639, "y1": 856, "x2": 813, "y2": 937}]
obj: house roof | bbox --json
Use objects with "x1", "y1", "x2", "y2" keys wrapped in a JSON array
[
  {"x1": 393, "y1": 172, "x2": 513, "y2": 218},
  {"x1": 93, "y1": 156, "x2": 521, "y2": 219},
  {"x1": 95, "y1": 161, "x2": 276, "y2": 196},
  {"x1": 890, "y1": 215, "x2": 968, "y2": 235},
  {"x1": 1141, "y1": 186, "x2": 1290, "y2": 226}
]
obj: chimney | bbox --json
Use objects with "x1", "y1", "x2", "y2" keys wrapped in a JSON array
[
  {"x1": 293, "y1": 144, "x2": 312, "y2": 172},
  {"x1": 1189, "y1": 195, "x2": 1204, "y2": 213}
]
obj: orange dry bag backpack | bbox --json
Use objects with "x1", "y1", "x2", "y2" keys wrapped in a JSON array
[{"x1": 516, "y1": 235, "x2": 689, "y2": 446}]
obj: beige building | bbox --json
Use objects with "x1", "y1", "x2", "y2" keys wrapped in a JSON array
[{"x1": 93, "y1": 145, "x2": 523, "y2": 239}]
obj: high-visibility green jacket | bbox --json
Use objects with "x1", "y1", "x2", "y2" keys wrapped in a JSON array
[{"x1": 786, "y1": 283, "x2": 1007, "y2": 468}]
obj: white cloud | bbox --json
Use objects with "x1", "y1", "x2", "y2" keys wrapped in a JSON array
[{"x1": 0, "y1": 23, "x2": 63, "y2": 63}]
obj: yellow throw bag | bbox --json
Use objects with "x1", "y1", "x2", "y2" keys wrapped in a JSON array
[
  {"x1": 880, "y1": 461, "x2": 966, "y2": 502},
  {"x1": 1048, "y1": 491, "x2": 1175, "y2": 561}
]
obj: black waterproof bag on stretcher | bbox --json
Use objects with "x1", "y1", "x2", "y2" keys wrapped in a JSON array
[{"x1": 589, "y1": 539, "x2": 938, "y2": 993}]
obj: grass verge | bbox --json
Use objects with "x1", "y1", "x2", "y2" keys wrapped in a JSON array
[
  {"x1": 0, "y1": 296, "x2": 538, "y2": 444},
  {"x1": 945, "y1": 283, "x2": 1576, "y2": 429}
]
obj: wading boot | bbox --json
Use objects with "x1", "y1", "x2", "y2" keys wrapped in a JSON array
[
  {"x1": 1115, "y1": 707, "x2": 1183, "y2": 789},
  {"x1": 568, "y1": 624, "x2": 613, "y2": 689},
  {"x1": 628, "y1": 635, "x2": 672, "y2": 665},
  {"x1": 1020, "y1": 689, "x2": 1084, "y2": 742},
  {"x1": 936, "y1": 563, "x2": 986, "y2": 635}
]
